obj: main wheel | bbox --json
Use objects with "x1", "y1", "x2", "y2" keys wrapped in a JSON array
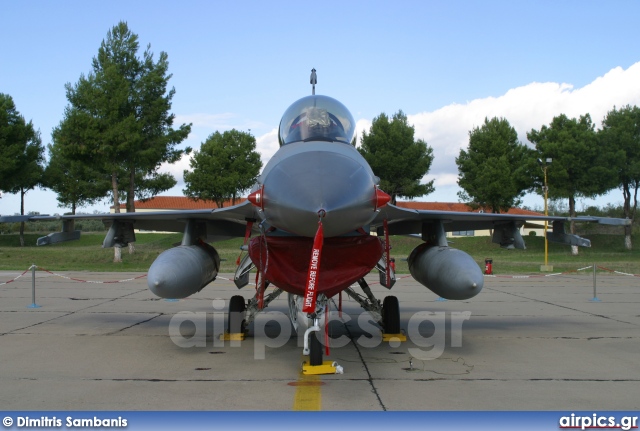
[
  {"x1": 382, "y1": 295, "x2": 400, "y2": 334},
  {"x1": 309, "y1": 331, "x2": 323, "y2": 366},
  {"x1": 228, "y1": 295, "x2": 246, "y2": 334}
]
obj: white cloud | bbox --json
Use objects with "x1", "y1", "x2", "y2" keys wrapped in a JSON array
[
  {"x1": 255, "y1": 128, "x2": 280, "y2": 164},
  {"x1": 403, "y1": 61, "x2": 640, "y2": 203},
  {"x1": 354, "y1": 118, "x2": 372, "y2": 145},
  {"x1": 428, "y1": 173, "x2": 459, "y2": 187},
  {"x1": 159, "y1": 152, "x2": 192, "y2": 188}
]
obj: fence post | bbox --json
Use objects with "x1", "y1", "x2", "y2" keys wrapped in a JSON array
[
  {"x1": 27, "y1": 264, "x2": 41, "y2": 309},
  {"x1": 590, "y1": 263, "x2": 600, "y2": 302}
]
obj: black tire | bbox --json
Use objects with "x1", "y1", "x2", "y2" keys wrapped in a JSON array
[
  {"x1": 228, "y1": 295, "x2": 246, "y2": 334},
  {"x1": 382, "y1": 295, "x2": 400, "y2": 334},
  {"x1": 309, "y1": 331, "x2": 323, "y2": 366}
]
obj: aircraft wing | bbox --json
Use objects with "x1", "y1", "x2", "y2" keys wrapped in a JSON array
[
  {"x1": 371, "y1": 204, "x2": 631, "y2": 249},
  {"x1": 0, "y1": 200, "x2": 260, "y2": 246}
]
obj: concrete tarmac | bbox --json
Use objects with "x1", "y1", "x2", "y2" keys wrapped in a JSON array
[{"x1": 1, "y1": 269, "x2": 639, "y2": 411}]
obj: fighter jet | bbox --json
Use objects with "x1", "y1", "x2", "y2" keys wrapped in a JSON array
[{"x1": 0, "y1": 70, "x2": 627, "y2": 371}]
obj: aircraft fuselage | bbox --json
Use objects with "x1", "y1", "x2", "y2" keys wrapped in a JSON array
[{"x1": 257, "y1": 140, "x2": 381, "y2": 238}]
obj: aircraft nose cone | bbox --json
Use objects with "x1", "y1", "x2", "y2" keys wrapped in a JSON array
[{"x1": 261, "y1": 146, "x2": 378, "y2": 237}]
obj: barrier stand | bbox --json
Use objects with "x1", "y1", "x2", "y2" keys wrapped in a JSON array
[
  {"x1": 27, "y1": 264, "x2": 41, "y2": 309},
  {"x1": 590, "y1": 263, "x2": 601, "y2": 302},
  {"x1": 482, "y1": 263, "x2": 640, "y2": 301},
  {"x1": 20, "y1": 265, "x2": 147, "y2": 308}
]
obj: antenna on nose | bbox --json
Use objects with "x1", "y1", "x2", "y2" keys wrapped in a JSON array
[{"x1": 310, "y1": 68, "x2": 317, "y2": 95}]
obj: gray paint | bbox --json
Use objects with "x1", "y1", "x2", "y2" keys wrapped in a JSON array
[
  {"x1": 259, "y1": 141, "x2": 379, "y2": 237},
  {"x1": 408, "y1": 245, "x2": 484, "y2": 300},
  {"x1": 147, "y1": 244, "x2": 220, "y2": 298}
]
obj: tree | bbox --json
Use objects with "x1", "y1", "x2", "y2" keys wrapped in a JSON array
[
  {"x1": 358, "y1": 111, "x2": 434, "y2": 204},
  {"x1": 43, "y1": 142, "x2": 111, "y2": 215},
  {"x1": 55, "y1": 22, "x2": 191, "y2": 261},
  {"x1": 0, "y1": 93, "x2": 45, "y2": 246},
  {"x1": 183, "y1": 130, "x2": 262, "y2": 208},
  {"x1": 456, "y1": 117, "x2": 535, "y2": 213},
  {"x1": 121, "y1": 33, "x2": 191, "y2": 212},
  {"x1": 59, "y1": 21, "x2": 190, "y2": 212},
  {"x1": 527, "y1": 113, "x2": 619, "y2": 255},
  {"x1": 599, "y1": 105, "x2": 640, "y2": 250},
  {"x1": 0, "y1": 94, "x2": 25, "y2": 193}
]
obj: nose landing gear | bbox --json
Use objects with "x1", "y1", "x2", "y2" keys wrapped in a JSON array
[{"x1": 294, "y1": 296, "x2": 344, "y2": 375}]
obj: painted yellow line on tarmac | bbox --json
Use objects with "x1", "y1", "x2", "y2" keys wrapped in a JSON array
[{"x1": 291, "y1": 361, "x2": 323, "y2": 411}]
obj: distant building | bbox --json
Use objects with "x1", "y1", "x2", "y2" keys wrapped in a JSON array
[
  {"x1": 114, "y1": 196, "x2": 544, "y2": 237},
  {"x1": 113, "y1": 196, "x2": 243, "y2": 212},
  {"x1": 394, "y1": 202, "x2": 545, "y2": 237}
]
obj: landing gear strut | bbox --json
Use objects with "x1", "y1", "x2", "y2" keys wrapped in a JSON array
[{"x1": 295, "y1": 297, "x2": 344, "y2": 375}]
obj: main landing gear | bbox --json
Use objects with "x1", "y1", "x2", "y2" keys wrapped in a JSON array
[
  {"x1": 226, "y1": 295, "x2": 246, "y2": 340},
  {"x1": 220, "y1": 286, "x2": 283, "y2": 342},
  {"x1": 343, "y1": 278, "x2": 407, "y2": 342}
]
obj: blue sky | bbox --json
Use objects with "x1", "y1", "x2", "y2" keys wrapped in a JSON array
[{"x1": 2, "y1": 0, "x2": 640, "y2": 215}]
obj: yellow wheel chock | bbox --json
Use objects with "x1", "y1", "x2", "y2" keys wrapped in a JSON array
[
  {"x1": 219, "y1": 332, "x2": 246, "y2": 341},
  {"x1": 381, "y1": 332, "x2": 407, "y2": 342},
  {"x1": 302, "y1": 360, "x2": 344, "y2": 375}
]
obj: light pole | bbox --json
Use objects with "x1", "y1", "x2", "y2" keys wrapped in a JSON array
[{"x1": 539, "y1": 158, "x2": 552, "y2": 272}]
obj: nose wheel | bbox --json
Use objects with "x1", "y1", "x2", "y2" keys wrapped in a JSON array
[
  {"x1": 301, "y1": 310, "x2": 343, "y2": 375},
  {"x1": 309, "y1": 331, "x2": 323, "y2": 366},
  {"x1": 382, "y1": 295, "x2": 400, "y2": 334}
]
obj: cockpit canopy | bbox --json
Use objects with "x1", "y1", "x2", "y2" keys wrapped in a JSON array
[{"x1": 278, "y1": 95, "x2": 356, "y2": 146}]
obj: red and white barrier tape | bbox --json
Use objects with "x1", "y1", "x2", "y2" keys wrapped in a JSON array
[
  {"x1": 3, "y1": 264, "x2": 638, "y2": 288},
  {"x1": 485, "y1": 265, "x2": 640, "y2": 279},
  {"x1": 596, "y1": 265, "x2": 640, "y2": 277},
  {"x1": 0, "y1": 265, "x2": 147, "y2": 284},
  {"x1": 0, "y1": 268, "x2": 31, "y2": 286}
]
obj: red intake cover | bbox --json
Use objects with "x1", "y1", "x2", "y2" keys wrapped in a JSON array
[{"x1": 248, "y1": 235, "x2": 383, "y2": 298}]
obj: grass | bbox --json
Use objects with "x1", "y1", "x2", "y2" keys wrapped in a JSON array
[
  {"x1": 387, "y1": 234, "x2": 640, "y2": 275},
  {"x1": 0, "y1": 232, "x2": 638, "y2": 275}
]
